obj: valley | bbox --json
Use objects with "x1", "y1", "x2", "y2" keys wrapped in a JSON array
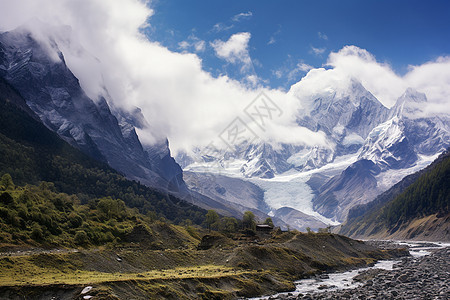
[
  {"x1": 256, "y1": 241, "x2": 450, "y2": 299},
  {"x1": 0, "y1": 1, "x2": 449, "y2": 299},
  {"x1": 0, "y1": 229, "x2": 407, "y2": 299}
]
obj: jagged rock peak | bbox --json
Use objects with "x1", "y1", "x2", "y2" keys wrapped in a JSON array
[
  {"x1": 390, "y1": 88, "x2": 427, "y2": 118},
  {"x1": 0, "y1": 27, "x2": 187, "y2": 193}
]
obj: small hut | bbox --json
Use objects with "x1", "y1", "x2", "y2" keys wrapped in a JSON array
[{"x1": 255, "y1": 224, "x2": 273, "y2": 232}]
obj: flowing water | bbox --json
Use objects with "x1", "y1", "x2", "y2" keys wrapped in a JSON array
[{"x1": 250, "y1": 241, "x2": 449, "y2": 300}]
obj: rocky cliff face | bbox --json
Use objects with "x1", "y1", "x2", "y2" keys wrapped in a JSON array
[{"x1": 0, "y1": 28, "x2": 186, "y2": 193}]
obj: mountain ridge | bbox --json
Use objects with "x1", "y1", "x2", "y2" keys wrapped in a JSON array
[
  {"x1": 0, "y1": 76, "x2": 207, "y2": 225},
  {"x1": 0, "y1": 28, "x2": 186, "y2": 194},
  {"x1": 339, "y1": 149, "x2": 450, "y2": 241}
]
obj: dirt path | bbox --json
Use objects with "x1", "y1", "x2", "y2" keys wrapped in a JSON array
[{"x1": 0, "y1": 248, "x2": 80, "y2": 257}]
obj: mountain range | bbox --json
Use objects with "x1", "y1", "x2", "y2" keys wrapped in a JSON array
[
  {"x1": 180, "y1": 70, "x2": 450, "y2": 228},
  {"x1": 0, "y1": 26, "x2": 449, "y2": 231}
]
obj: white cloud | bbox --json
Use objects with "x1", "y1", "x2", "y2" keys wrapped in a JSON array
[
  {"x1": 232, "y1": 11, "x2": 253, "y2": 22},
  {"x1": 178, "y1": 40, "x2": 190, "y2": 50},
  {"x1": 285, "y1": 63, "x2": 312, "y2": 83},
  {"x1": 194, "y1": 40, "x2": 206, "y2": 52},
  {"x1": 325, "y1": 45, "x2": 406, "y2": 107},
  {"x1": 273, "y1": 69, "x2": 283, "y2": 79},
  {"x1": 318, "y1": 32, "x2": 328, "y2": 40},
  {"x1": 310, "y1": 46, "x2": 326, "y2": 56},
  {"x1": 289, "y1": 63, "x2": 313, "y2": 82},
  {"x1": 212, "y1": 11, "x2": 252, "y2": 33},
  {"x1": 268, "y1": 26, "x2": 281, "y2": 46},
  {"x1": 273, "y1": 60, "x2": 313, "y2": 83},
  {"x1": 0, "y1": 1, "x2": 448, "y2": 157},
  {"x1": 404, "y1": 56, "x2": 450, "y2": 115},
  {"x1": 178, "y1": 35, "x2": 205, "y2": 53},
  {"x1": 0, "y1": 0, "x2": 329, "y2": 154},
  {"x1": 245, "y1": 74, "x2": 259, "y2": 87},
  {"x1": 211, "y1": 32, "x2": 252, "y2": 72},
  {"x1": 297, "y1": 63, "x2": 313, "y2": 72},
  {"x1": 290, "y1": 45, "x2": 450, "y2": 116},
  {"x1": 211, "y1": 22, "x2": 234, "y2": 33}
]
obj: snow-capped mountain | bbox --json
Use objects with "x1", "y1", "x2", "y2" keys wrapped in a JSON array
[
  {"x1": 240, "y1": 143, "x2": 293, "y2": 178},
  {"x1": 180, "y1": 78, "x2": 391, "y2": 179},
  {"x1": 359, "y1": 89, "x2": 449, "y2": 170},
  {"x1": 0, "y1": 28, "x2": 186, "y2": 193},
  {"x1": 358, "y1": 116, "x2": 417, "y2": 171},
  {"x1": 180, "y1": 78, "x2": 449, "y2": 227},
  {"x1": 312, "y1": 89, "x2": 450, "y2": 222},
  {"x1": 295, "y1": 79, "x2": 390, "y2": 145}
]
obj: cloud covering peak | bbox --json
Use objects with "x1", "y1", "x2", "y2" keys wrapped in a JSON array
[{"x1": 0, "y1": 0, "x2": 449, "y2": 156}]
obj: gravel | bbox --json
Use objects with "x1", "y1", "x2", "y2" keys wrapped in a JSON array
[{"x1": 268, "y1": 246, "x2": 450, "y2": 300}]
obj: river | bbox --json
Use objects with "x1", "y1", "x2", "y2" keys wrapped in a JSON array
[{"x1": 249, "y1": 241, "x2": 450, "y2": 300}]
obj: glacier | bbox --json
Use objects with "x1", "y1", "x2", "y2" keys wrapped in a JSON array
[{"x1": 179, "y1": 82, "x2": 449, "y2": 229}]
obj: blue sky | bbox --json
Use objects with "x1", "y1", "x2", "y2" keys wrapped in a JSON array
[{"x1": 146, "y1": 0, "x2": 450, "y2": 89}]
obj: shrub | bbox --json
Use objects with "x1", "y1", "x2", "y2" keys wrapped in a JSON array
[
  {"x1": 0, "y1": 192, "x2": 14, "y2": 205},
  {"x1": 0, "y1": 174, "x2": 14, "y2": 190},
  {"x1": 74, "y1": 230, "x2": 88, "y2": 245},
  {"x1": 31, "y1": 223, "x2": 44, "y2": 240}
]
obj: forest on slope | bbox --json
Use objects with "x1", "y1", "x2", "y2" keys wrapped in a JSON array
[
  {"x1": 340, "y1": 149, "x2": 450, "y2": 240},
  {"x1": 0, "y1": 77, "x2": 207, "y2": 226},
  {"x1": 0, "y1": 174, "x2": 200, "y2": 248}
]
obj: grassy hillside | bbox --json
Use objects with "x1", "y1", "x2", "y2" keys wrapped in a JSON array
[
  {"x1": 0, "y1": 177, "x2": 199, "y2": 249},
  {"x1": 0, "y1": 77, "x2": 206, "y2": 225},
  {"x1": 340, "y1": 150, "x2": 450, "y2": 241}
]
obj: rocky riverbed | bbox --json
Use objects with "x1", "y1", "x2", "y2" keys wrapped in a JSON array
[{"x1": 262, "y1": 243, "x2": 449, "y2": 300}]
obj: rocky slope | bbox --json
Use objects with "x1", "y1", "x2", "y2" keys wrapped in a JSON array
[
  {"x1": 312, "y1": 160, "x2": 381, "y2": 221},
  {"x1": 0, "y1": 28, "x2": 185, "y2": 193},
  {"x1": 272, "y1": 207, "x2": 327, "y2": 231},
  {"x1": 0, "y1": 77, "x2": 207, "y2": 225}
]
